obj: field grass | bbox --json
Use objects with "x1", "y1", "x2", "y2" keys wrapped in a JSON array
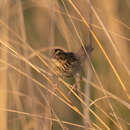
[{"x1": 0, "y1": 0, "x2": 130, "y2": 130}]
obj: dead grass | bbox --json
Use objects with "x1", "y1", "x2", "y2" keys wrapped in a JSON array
[{"x1": 0, "y1": 0, "x2": 129, "y2": 130}]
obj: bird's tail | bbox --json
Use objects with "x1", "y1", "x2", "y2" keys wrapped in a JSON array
[
  {"x1": 77, "y1": 44, "x2": 94, "y2": 59},
  {"x1": 84, "y1": 44, "x2": 94, "y2": 54}
]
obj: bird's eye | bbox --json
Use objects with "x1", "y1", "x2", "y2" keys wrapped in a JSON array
[{"x1": 59, "y1": 54, "x2": 66, "y2": 60}]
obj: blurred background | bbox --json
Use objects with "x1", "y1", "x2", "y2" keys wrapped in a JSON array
[{"x1": 0, "y1": 0, "x2": 130, "y2": 130}]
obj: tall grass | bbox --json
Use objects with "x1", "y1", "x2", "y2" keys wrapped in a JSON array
[{"x1": 0, "y1": 0, "x2": 129, "y2": 130}]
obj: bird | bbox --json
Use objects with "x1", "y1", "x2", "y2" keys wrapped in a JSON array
[{"x1": 50, "y1": 45, "x2": 93, "y2": 91}]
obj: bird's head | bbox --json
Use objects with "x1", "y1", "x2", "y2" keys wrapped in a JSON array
[{"x1": 51, "y1": 48, "x2": 66, "y2": 60}]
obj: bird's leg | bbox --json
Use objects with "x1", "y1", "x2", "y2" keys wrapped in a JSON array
[
  {"x1": 67, "y1": 73, "x2": 81, "y2": 95},
  {"x1": 51, "y1": 73, "x2": 60, "y2": 92},
  {"x1": 74, "y1": 73, "x2": 81, "y2": 92},
  {"x1": 54, "y1": 76, "x2": 60, "y2": 91}
]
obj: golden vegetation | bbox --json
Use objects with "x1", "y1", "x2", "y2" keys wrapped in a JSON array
[{"x1": 0, "y1": 0, "x2": 129, "y2": 130}]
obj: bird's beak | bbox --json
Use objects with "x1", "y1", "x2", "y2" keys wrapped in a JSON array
[{"x1": 49, "y1": 49, "x2": 55, "y2": 58}]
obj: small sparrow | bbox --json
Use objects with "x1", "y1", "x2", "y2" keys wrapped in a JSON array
[{"x1": 50, "y1": 45, "x2": 93, "y2": 91}]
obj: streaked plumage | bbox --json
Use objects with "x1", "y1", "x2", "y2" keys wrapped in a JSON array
[{"x1": 51, "y1": 45, "x2": 93, "y2": 78}]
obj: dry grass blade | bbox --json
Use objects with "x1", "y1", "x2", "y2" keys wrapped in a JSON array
[
  {"x1": 0, "y1": 108, "x2": 85, "y2": 129},
  {"x1": 83, "y1": 78, "x2": 130, "y2": 109},
  {"x1": 0, "y1": 53, "x2": 92, "y2": 127},
  {"x1": 0, "y1": 0, "x2": 129, "y2": 129},
  {"x1": 68, "y1": 0, "x2": 130, "y2": 100}
]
